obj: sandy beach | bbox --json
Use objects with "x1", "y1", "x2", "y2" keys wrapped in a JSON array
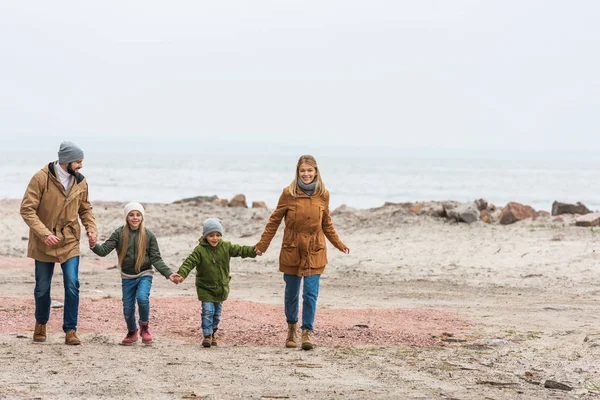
[{"x1": 1, "y1": 197, "x2": 600, "y2": 399}]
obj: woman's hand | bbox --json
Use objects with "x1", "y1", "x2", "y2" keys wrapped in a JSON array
[{"x1": 45, "y1": 234, "x2": 60, "y2": 246}]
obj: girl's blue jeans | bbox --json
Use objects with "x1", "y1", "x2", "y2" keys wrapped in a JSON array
[
  {"x1": 121, "y1": 275, "x2": 153, "y2": 331},
  {"x1": 283, "y1": 273, "x2": 321, "y2": 331},
  {"x1": 34, "y1": 256, "x2": 80, "y2": 332},
  {"x1": 201, "y1": 302, "x2": 223, "y2": 337}
]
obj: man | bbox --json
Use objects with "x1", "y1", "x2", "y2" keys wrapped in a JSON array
[{"x1": 20, "y1": 141, "x2": 98, "y2": 345}]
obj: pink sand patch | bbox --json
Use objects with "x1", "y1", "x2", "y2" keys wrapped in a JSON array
[{"x1": 0, "y1": 296, "x2": 470, "y2": 346}]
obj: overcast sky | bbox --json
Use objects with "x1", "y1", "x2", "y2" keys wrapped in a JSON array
[{"x1": 1, "y1": 1, "x2": 599, "y2": 153}]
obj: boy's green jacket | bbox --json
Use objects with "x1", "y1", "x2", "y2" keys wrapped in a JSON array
[
  {"x1": 91, "y1": 226, "x2": 173, "y2": 278},
  {"x1": 177, "y1": 237, "x2": 256, "y2": 302}
]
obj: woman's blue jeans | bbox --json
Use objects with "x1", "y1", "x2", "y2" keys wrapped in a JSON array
[
  {"x1": 283, "y1": 273, "x2": 321, "y2": 331},
  {"x1": 34, "y1": 256, "x2": 80, "y2": 332},
  {"x1": 121, "y1": 276, "x2": 152, "y2": 331},
  {"x1": 201, "y1": 302, "x2": 223, "y2": 337}
]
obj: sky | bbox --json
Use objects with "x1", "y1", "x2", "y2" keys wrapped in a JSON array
[{"x1": 1, "y1": 0, "x2": 599, "y2": 155}]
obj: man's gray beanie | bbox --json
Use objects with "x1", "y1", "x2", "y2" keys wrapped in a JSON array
[
  {"x1": 58, "y1": 141, "x2": 84, "y2": 164},
  {"x1": 203, "y1": 218, "x2": 223, "y2": 237}
]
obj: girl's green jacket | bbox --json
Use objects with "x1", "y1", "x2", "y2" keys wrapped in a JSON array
[
  {"x1": 177, "y1": 237, "x2": 256, "y2": 302},
  {"x1": 91, "y1": 226, "x2": 173, "y2": 278}
]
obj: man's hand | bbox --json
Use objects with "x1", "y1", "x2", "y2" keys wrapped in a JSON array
[
  {"x1": 45, "y1": 234, "x2": 60, "y2": 247},
  {"x1": 87, "y1": 232, "x2": 97, "y2": 247}
]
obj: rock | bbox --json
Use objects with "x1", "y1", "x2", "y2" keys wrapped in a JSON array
[
  {"x1": 536, "y1": 210, "x2": 550, "y2": 218},
  {"x1": 499, "y1": 202, "x2": 537, "y2": 225},
  {"x1": 332, "y1": 204, "x2": 357, "y2": 215},
  {"x1": 228, "y1": 194, "x2": 248, "y2": 208},
  {"x1": 51, "y1": 300, "x2": 64, "y2": 309},
  {"x1": 544, "y1": 380, "x2": 572, "y2": 391},
  {"x1": 479, "y1": 338, "x2": 511, "y2": 346},
  {"x1": 383, "y1": 201, "x2": 413, "y2": 209},
  {"x1": 173, "y1": 195, "x2": 218, "y2": 204},
  {"x1": 551, "y1": 201, "x2": 591, "y2": 216},
  {"x1": 212, "y1": 199, "x2": 228, "y2": 207},
  {"x1": 475, "y1": 198, "x2": 488, "y2": 211},
  {"x1": 409, "y1": 203, "x2": 423, "y2": 214},
  {"x1": 552, "y1": 216, "x2": 564, "y2": 223},
  {"x1": 446, "y1": 202, "x2": 480, "y2": 224},
  {"x1": 575, "y1": 212, "x2": 600, "y2": 227},
  {"x1": 251, "y1": 201, "x2": 268, "y2": 209}
]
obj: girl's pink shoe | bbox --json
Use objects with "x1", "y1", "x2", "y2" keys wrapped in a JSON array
[
  {"x1": 121, "y1": 330, "x2": 138, "y2": 345},
  {"x1": 140, "y1": 322, "x2": 153, "y2": 344}
]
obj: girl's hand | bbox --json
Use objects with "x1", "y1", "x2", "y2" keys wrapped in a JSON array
[
  {"x1": 254, "y1": 247, "x2": 263, "y2": 256},
  {"x1": 169, "y1": 273, "x2": 183, "y2": 284},
  {"x1": 343, "y1": 247, "x2": 350, "y2": 254}
]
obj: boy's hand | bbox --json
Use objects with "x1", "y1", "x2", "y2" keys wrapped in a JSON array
[
  {"x1": 254, "y1": 247, "x2": 263, "y2": 256},
  {"x1": 169, "y1": 273, "x2": 183, "y2": 284}
]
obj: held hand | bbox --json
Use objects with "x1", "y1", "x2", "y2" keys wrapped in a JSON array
[
  {"x1": 343, "y1": 247, "x2": 350, "y2": 254},
  {"x1": 254, "y1": 247, "x2": 263, "y2": 256},
  {"x1": 169, "y1": 274, "x2": 183, "y2": 284},
  {"x1": 45, "y1": 234, "x2": 60, "y2": 246},
  {"x1": 87, "y1": 232, "x2": 98, "y2": 247}
]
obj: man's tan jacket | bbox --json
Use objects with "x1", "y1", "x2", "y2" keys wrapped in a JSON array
[{"x1": 20, "y1": 162, "x2": 97, "y2": 263}]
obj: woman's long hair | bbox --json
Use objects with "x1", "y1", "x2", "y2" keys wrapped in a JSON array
[
  {"x1": 289, "y1": 155, "x2": 326, "y2": 197},
  {"x1": 118, "y1": 217, "x2": 147, "y2": 273}
]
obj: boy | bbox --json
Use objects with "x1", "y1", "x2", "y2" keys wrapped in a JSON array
[{"x1": 173, "y1": 218, "x2": 260, "y2": 347}]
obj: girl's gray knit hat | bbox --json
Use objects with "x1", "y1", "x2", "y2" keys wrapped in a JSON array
[{"x1": 203, "y1": 218, "x2": 223, "y2": 237}]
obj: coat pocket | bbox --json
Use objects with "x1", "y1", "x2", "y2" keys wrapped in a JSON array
[
  {"x1": 310, "y1": 232, "x2": 326, "y2": 252},
  {"x1": 280, "y1": 241, "x2": 298, "y2": 267}
]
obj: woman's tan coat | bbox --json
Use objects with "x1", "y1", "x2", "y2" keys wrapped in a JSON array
[
  {"x1": 255, "y1": 187, "x2": 346, "y2": 276},
  {"x1": 20, "y1": 163, "x2": 97, "y2": 263}
]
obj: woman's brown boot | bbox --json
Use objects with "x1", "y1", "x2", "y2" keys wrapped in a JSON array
[
  {"x1": 301, "y1": 329, "x2": 314, "y2": 350},
  {"x1": 285, "y1": 323, "x2": 297, "y2": 348}
]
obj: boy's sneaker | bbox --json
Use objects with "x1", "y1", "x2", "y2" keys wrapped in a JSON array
[
  {"x1": 121, "y1": 330, "x2": 138, "y2": 345},
  {"x1": 139, "y1": 322, "x2": 153, "y2": 344},
  {"x1": 202, "y1": 336, "x2": 212, "y2": 348}
]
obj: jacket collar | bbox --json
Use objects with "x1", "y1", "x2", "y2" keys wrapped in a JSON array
[{"x1": 48, "y1": 162, "x2": 85, "y2": 184}]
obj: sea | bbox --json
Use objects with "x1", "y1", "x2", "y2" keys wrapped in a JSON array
[{"x1": 2, "y1": 142, "x2": 599, "y2": 212}]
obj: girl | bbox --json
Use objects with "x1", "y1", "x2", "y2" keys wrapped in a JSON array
[
  {"x1": 255, "y1": 155, "x2": 350, "y2": 350},
  {"x1": 172, "y1": 218, "x2": 258, "y2": 348},
  {"x1": 91, "y1": 202, "x2": 178, "y2": 345}
]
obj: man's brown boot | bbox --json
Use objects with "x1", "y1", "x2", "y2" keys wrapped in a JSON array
[
  {"x1": 33, "y1": 322, "x2": 46, "y2": 342},
  {"x1": 65, "y1": 330, "x2": 81, "y2": 345},
  {"x1": 301, "y1": 329, "x2": 314, "y2": 350},
  {"x1": 285, "y1": 323, "x2": 297, "y2": 348}
]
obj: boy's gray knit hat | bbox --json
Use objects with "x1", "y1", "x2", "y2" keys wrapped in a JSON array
[
  {"x1": 58, "y1": 141, "x2": 84, "y2": 164},
  {"x1": 203, "y1": 218, "x2": 223, "y2": 237}
]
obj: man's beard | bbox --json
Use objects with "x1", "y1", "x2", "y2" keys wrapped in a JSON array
[{"x1": 66, "y1": 163, "x2": 77, "y2": 176}]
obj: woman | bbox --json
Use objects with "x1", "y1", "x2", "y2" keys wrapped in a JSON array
[{"x1": 255, "y1": 155, "x2": 350, "y2": 350}]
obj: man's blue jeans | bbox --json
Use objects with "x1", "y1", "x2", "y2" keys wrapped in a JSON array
[
  {"x1": 283, "y1": 273, "x2": 321, "y2": 331},
  {"x1": 201, "y1": 302, "x2": 223, "y2": 337},
  {"x1": 34, "y1": 256, "x2": 80, "y2": 332},
  {"x1": 121, "y1": 276, "x2": 153, "y2": 331}
]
